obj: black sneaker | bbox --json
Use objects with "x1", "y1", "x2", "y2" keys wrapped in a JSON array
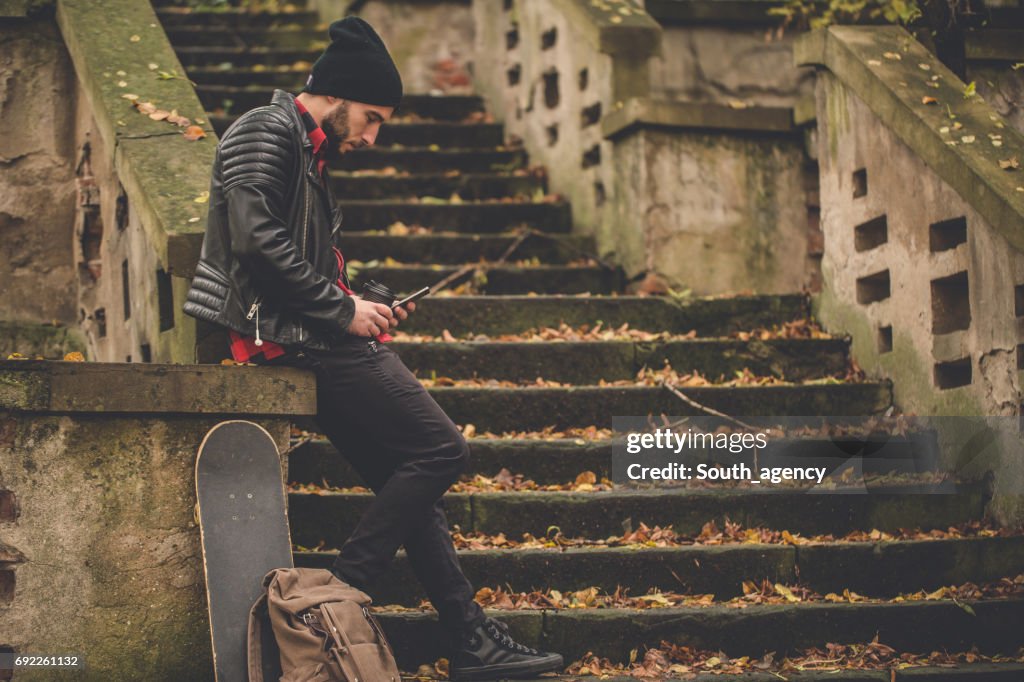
[{"x1": 449, "y1": 616, "x2": 564, "y2": 681}]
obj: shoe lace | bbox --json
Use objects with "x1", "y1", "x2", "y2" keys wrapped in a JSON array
[{"x1": 484, "y1": 618, "x2": 540, "y2": 655}]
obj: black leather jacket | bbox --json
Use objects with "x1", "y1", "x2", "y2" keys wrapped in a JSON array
[{"x1": 183, "y1": 89, "x2": 355, "y2": 350}]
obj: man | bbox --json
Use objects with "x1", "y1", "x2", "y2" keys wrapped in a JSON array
[{"x1": 183, "y1": 16, "x2": 564, "y2": 681}]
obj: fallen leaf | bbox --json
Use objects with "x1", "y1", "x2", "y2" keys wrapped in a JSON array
[
  {"x1": 183, "y1": 125, "x2": 206, "y2": 141},
  {"x1": 999, "y1": 157, "x2": 1020, "y2": 170},
  {"x1": 921, "y1": 96, "x2": 937, "y2": 105},
  {"x1": 63, "y1": 352, "x2": 85, "y2": 362}
]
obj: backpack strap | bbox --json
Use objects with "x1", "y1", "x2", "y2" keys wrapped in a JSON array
[
  {"x1": 321, "y1": 604, "x2": 370, "y2": 682},
  {"x1": 247, "y1": 590, "x2": 269, "y2": 682}
]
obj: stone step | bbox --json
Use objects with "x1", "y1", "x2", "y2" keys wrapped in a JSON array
[
  {"x1": 377, "y1": 599, "x2": 1024, "y2": 670},
  {"x1": 288, "y1": 479, "x2": 974, "y2": 545},
  {"x1": 333, "y1": 170, "x2": 542, "y2": 200},
  {"x1": 165, "y1": 25, "x2": 322, "y2": 49},
  {"x1": 188, "y1": 67, "x2": 308, "y2": 89},
  {"x1": 295, "y1": 535, "x2": 1024, "y2": 605},
  {"x1": 336, "y1": 200, "x2": 571, "y2": 233},
  {"x1": 176, "y1": 46, "x2": 321, "y2": 69},
  {"x1": 450, "y1": 668, "x2": 1024, "y2": 682},
  {"x1": 290, "y1": 437, "x2": 616, "y2": 487},
  {"x1": 292, "y1": 383, "x2": 890, "y2": 433},
  {"x1": 289, "y1": 431, "x2": 934, "y2": 488},
  {"x1": 425, "y1": 383, "x2": 891, "y2": 432},
  {"x1": 156, "y1": 7, "x2": 320, "y2": 29},
  {"x1": 196, "y1": 84, "x2": 486, "y2": 120},
  {"x1": 374, "y1": 122, "x2": 505, "y2": 149},
  {"x1": 337, "y1": 231, "x2": 593, "y2": 264},
  {"x1": 351, "y1": 263, "x2": 620, "y2": 295},
  {"x1": 333, "y1": 147, "x2": 527, "y2": 173},
  {"x1": 375, "y1": 337, "x2": 850, "y2": 383},
  {"x1": 211, "y1": 117, "x2": 504, "y2": 147},
  {"x1": 398, "y1": 293, "x2": 808, "y2": 337}
]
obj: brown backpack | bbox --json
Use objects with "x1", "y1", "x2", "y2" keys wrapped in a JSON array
[{"x1": 248, "y1": 567, "x2": 401, "y2": 682}]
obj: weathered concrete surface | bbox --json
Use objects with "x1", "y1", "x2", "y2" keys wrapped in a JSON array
[
  {"x1": 0, "y1": 361, "x2": 311, "y2": 679},
  {"x1": 0, "y1": 17, "x2": 78, "y2": 328},
  {"x1": 803, "y1": 28, "x2": 1024, "y2": 523},
  {"x1": 796, "y1": 26, "x2": 1024, "y2": 249},
  {"x1": 650, "y1": 25, "x2": 815, "y2": 109},
  {"x1": 312, "y1": 0, "x2": 475, "y2": 95},
  {"x1": 48, "y1": 0, "x2": 219, "y2": 363},
  {"x1": 607, "y1": 125, "x2": 808, "y2": 293},
  {"x1": 0, "y1": 413, "x2": 292, "y2": 682}
]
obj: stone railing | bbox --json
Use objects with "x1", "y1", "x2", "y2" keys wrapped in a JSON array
[
  {"x1": 471, "y1": 0, "x2": 661, "y2": 281},
  {"x1": 0, "y1": 0, "x2": 216, "y2": 364},
  {"x1": 472, "y1": 0, "x2": 821, "y2": 295},
  {"x1": 796, "y1": 25, "x2": 1024, "y2": 523},
  {"x1": 0, "y1": 360, "x2": 315, "y2": 681}
]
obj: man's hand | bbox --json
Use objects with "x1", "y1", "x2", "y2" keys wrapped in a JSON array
[
  {"x1": 392, "y1": 300, "x2": 415, "y2": 323},
  {"x1": 348, "y1": 296, "x2": 395, "y2": 337}
]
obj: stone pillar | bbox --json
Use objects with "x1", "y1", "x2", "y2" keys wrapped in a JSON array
[{"x1": 0, "y1": 361, "x2": 316, "y2": 681}]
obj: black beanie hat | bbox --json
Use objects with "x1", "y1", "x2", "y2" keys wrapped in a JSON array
[{"x1": 303, "y1": 17, "x2": 403, "y2": 109}]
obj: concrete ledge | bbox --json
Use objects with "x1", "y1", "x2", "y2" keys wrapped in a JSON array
[
  {"x1": 0, "y1": 360, "x2": 316, "y2": 415},
  {"x1": 602, "y1": 97, "x2": 795, "y2": 140},
  {"x1": 795, "y1": 25, "x2": 1024, "y2": 251},
  {"x1": 55, "y1": 0, "x2": 216, "y2": 275}
]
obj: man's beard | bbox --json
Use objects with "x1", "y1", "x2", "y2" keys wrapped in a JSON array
[{"x1": 321, "y1": 101, "x2": 353, "y2": 163}]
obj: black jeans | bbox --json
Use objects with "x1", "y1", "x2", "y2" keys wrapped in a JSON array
[{"x1": 261, "y1": 333, "x2": 486, "y2": 638}]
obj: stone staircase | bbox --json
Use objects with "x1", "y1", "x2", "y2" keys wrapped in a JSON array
[{"x1": 157, "y1": 3, "x2": 1024, "y2": 679}]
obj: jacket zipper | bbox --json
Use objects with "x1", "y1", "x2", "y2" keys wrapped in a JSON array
[
  {"x1": 297, "y1": 163, "x2": 314, "y2": 344},
  {"x1": 246, "y1": 296, "x2": 264, "y2": 346}
]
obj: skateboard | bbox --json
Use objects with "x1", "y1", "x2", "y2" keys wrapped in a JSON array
[{"x1": 196, "y1": 420, "x2": 293, "y2": 682}]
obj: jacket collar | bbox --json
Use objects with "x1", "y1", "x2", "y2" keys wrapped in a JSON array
[{"x1": 270, "y1": 89, "x2": 312, "y2": 151}]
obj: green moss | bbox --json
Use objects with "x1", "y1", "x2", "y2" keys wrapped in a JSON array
[
  {"x1": 807, "y1": 25, "x2": 1024, "y2": 251},
  {"x1": 812, "y1": 270, "x2": 1024, "y2": 524},
  {"x1": 55, "y1": 0, "x2": 216, "y2": 274}
]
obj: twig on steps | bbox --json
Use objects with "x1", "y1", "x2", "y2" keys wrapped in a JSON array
[
  {"x1": 660, "y1": 379, "x2": 759, "y2": 432},
  {"x1": 428, "y1": 227, "x2": 533, "y2": 293}
]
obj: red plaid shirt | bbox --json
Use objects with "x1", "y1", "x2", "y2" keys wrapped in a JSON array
[{"x1": 228, "y1": 97, "x2": 388, "y2": 363}]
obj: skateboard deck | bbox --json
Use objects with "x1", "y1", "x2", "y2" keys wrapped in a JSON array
[{"x1": 196, "y1": 420, "x2": 293, "y2": 682}]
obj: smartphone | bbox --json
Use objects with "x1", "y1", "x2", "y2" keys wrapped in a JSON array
[{"x1": 392, "y1": 286, "x2": 430, "y2": 309}]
